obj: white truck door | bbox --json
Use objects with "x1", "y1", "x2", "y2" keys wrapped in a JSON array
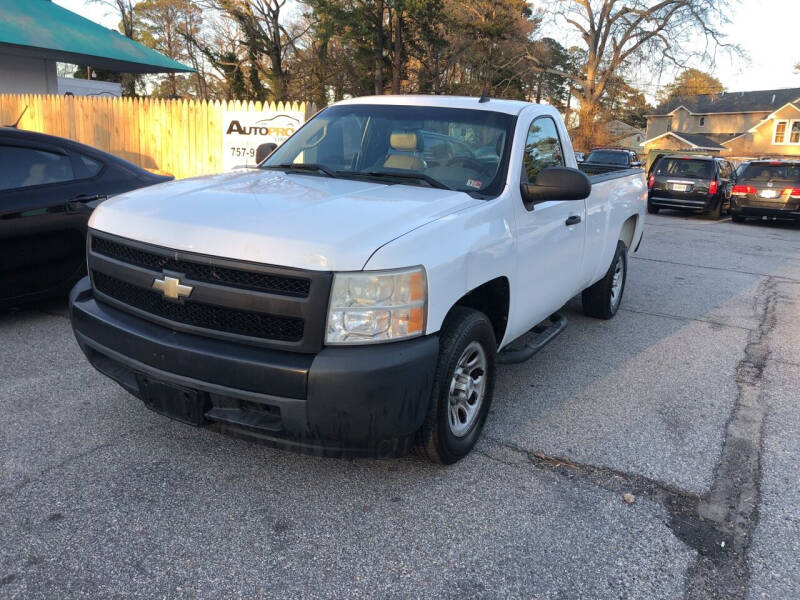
[{"x1": 507, "y1": 115, "x2": 586, "y2": 342}]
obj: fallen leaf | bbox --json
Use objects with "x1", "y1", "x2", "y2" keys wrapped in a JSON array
[{"x1": 622, "y1": 493, "x2": 635, "y2": 504}]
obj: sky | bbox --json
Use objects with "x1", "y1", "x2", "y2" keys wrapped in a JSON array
[{"x1": 54, "y1": 0, "x2": 800, "y2": 97}]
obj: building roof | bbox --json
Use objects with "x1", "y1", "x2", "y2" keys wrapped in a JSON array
[
  {"x1": 604, "y1": 119, "x2": 644, "y2": 139},
  {"x1": 650, "y1": 88, "x2": 800, "y2": 116},
  {"x1": 643, "y1": 131, "x2": 728, "y2": 150},
  {"x1": 0, "y1": 0, "x2": 192, "y2": 74}
]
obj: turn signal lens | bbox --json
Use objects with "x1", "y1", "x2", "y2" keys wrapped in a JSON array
[
  {"x1": 647, "y1": 174, "x2": 655, "y2": 190},
  {"x1": 785, "y1": 188, "x2": 800, "y2": 197},
  {"x1": 326, "y1": 267, "x2": 427, "y2": 344}
]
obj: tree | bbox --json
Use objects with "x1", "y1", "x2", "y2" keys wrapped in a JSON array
[
  {"x1": 657, "y1": 68, "x2": 724, "y2": 104},
  {"x1": 599, "y1": 75, "x2": 650, "y2": 128},
  {"x1": 217, "y1": 0, "x2": 306, "y2": 102},
  {"x1": 135, "y1": 0, "x2": 204, "y2": 97},
  {"x1": 527, "y1": 0, "x2": 739, "y2": 150},
  {"x1": 89, "y1": 0, "x2": 139, "y2": 95}
]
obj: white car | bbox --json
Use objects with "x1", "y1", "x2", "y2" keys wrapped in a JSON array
[{"x1": 69, "y1": 95, "x2": 646, "y2": 463}]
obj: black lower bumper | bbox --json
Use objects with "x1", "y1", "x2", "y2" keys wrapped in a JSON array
[
  {"x1": 648, "y1": 194, "x2": 713, "y2": 211},
  {"x1": 730, "y1": 200, "x2": 800, "y2": 220},
  {"x1": 69, "y1": 277, "x2": 439, "y2": 457}
]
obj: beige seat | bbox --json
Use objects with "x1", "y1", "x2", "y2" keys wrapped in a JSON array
[{"x1": 383, "y1": 131, "x2": 425, "y2": 171}]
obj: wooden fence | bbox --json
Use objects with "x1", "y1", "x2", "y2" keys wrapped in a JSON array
[{"x1": 0, "y1": 94, "x2": 313, "y2": 179}]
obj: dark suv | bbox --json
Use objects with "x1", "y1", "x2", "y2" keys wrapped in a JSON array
[
  {"x1": 729, "y1": 160, "x2": 800, "y2": 223},
  {"x1": 647, "y1": 155, "x2": 734, "y2": 219}
]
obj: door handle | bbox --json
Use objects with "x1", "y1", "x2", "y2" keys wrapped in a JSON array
[
  {"x1": 565, "y1": 215, "x2": 581, "y2": 226},
  {"x1": 66, "y1": 194, "x2": 105, "y2": 213}
]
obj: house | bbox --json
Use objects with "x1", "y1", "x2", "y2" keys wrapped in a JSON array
[
  {"x1": 0, "y1": 0, "x2": 192, "y2": 96},
  {"x1": 643, "y1": 87, "x2": 800, "y2": 158},
  {"x1": 604, "y1": 119, "x2": 645, "y2": 151}
]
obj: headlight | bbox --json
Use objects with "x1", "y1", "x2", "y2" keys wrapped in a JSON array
[{"x1": 326, "y1": 267, "x2": 427, "y2": 344}]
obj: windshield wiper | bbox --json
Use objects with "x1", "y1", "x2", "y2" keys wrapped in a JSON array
[
  {"x1": 349, "y1": 169, "x2": 452, "y2": 190},
  {"x1": 264, "y1": 163, "x2": 337, "y2": 177}
]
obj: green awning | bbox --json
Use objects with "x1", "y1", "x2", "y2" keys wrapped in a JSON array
[{"x1": 0, "y1": 0, "x2": 193, "y2": 73}]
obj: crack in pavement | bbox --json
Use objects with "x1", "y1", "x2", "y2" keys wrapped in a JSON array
[
  {"x1": 479, "y1": 276, "x2": 780, "y2": 600},
  {"x1": 619, "y1": 306, "x2": 755, "y2": 332},
  {"x1": 683, "y1": 276, "x2": 776, "y2": 599},
  {"x1": 632, "y1": 256, "x2": 800, "y2": 283}
]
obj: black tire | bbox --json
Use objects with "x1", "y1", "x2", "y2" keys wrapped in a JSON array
[
  {"x1": 647, "y1": 201, "x2": 659, "y2": 214},
  {"x1": 417, "y1": 307, "x2": 496, "y2": 464},
  {"x1": 731, "y1": 214, "x2": 745, "y2": 223},
  {"x1": 706, "y1": 198, "x2": 722, "y2": 220},
  {"x1": 582, "y1": 241, "x2": 628, "y2": 319}
]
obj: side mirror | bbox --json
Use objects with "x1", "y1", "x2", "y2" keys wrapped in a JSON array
[
  {"x1": 520, "y1": 167, "x2": 591, "y2": 206},
  {"x1": 631, "y1": 161, "x2": 642, "y2": 168},
  {"x1": 256, "y1": 142, "x2": 278, "y2": 164}
]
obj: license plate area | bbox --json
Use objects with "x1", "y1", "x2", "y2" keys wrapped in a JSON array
[
  {"x1": 136, "y1": 375, "x2": 211, "y2": 425},
  {"x1": 669, "y1": 183, "x2": 691, "y2": 192},
  {"x1": 758, "y1": 189, "x2": 780, "y2": 199}
]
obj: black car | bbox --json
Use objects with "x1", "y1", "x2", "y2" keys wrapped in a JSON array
[
  {"x1": 580, "y1": 148, "x2": 641, "y2": 175},
  {"x1": 0, "y1": 127, "x2": 172, "y2": 308},
  {"x1": 729, "y1": 160, "x2": 800, "y2": 223},
  {"x1": 647, "y1": 155, "x2": 735, "y2": 219}
]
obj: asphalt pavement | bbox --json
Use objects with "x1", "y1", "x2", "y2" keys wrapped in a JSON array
[{"x1": 2, "y1": 212, "x2": 799, "y2": 599}]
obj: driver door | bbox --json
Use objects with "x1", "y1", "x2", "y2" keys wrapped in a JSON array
[{"x1": 507, "y1": 116, "x2": 586, "y2": 340}]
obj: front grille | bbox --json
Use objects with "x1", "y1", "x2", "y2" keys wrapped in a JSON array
[
  {"x1": 93, "y1": 271, "x2": 304, "y2": 342},
  {"x1": 92, "y1": 236, "x2": 310, "y2": 298}
]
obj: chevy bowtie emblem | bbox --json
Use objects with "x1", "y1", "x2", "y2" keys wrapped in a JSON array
[{"x1": 152, "y1": 275, "x2": 193, "y2": 301}]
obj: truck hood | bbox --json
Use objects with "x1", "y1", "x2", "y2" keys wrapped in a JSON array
[{"x1": 89, "y1": 170, "x2": 482, "y2": 271}]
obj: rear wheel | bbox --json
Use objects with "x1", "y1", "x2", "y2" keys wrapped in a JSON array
[
  {"x1": 706, "y1": 198, "x2": 722, "y2": 220},
  {"x1": 582, "y1": 241, "x2": 628, "y2": 319},
  {"x1": 417, "y1": 307, "x2": 496, "y2": 464}
]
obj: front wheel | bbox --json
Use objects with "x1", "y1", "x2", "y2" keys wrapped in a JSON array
[
  {"x1": 417, "y1": 307, "x2": 496, "y2": 464},
  {"x1": 582, "y1": 241, "x2": 628, "y2": 319}
]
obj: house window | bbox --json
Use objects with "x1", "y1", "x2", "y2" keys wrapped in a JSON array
[
  {"x1": 791, "y1": 121, "x2": 800, "y2": 144},
  {"x1": 773, "y1": 120, "x2": 800, "y2": 145},
  {"x1": 699, "y1": 116, "x2": 705, "y2": 127}
]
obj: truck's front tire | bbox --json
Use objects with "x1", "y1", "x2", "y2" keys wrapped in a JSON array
[
  {"x1": 417, "y1": 307, "x2": 496, "y2": 464},
  {"x1": 582, "y1": 241, "x2": 628, "y2": 319}
]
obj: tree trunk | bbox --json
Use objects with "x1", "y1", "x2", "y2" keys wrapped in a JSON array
[
  {"x1": 374, "y1": 0, "x2": 385, "y2": 94},
  {"x1": 391, "y1": 9, "x2": 403, "y2": 94},
  {"x1": 574, "y1": 97, "x2": 601, "y2": 152}
]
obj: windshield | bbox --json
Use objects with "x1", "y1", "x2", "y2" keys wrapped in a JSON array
[
  {"x1": 263, "y1": 104, "x2": 514, "y2": 196},
  {"x1": 585, "y1": 150, "x2": 629, "y2": 165},
  {"x1": 741, "y1": 163, "x2": 800, "y2": 182},
  {"x1": 655, "y1": 158, "x2": 713, "y2": 179}
]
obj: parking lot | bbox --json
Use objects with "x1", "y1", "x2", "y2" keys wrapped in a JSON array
[{"x1": 2, "y1": 212, "x2": 799, "y2": 599}]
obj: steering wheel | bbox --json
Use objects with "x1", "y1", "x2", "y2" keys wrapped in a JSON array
[{"x1": 445, "y1": 157, "x2": 486, "y2": 173}]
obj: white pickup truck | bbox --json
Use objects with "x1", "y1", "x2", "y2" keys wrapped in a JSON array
[{"x1": 69, "y1": 95, "x2": 646, "y2": 463}]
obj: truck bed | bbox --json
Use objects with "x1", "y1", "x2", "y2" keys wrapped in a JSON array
[{"x1": 580, "y1": 164, "x2": 644, "y2": 182}]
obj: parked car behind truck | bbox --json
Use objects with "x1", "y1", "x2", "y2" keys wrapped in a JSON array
[
  {"x1": 0, "y1": 127, "x2": 172, "y2": 309},
  {"x1": 729, "y1": 160, "x2": 800, "y2": 223},
  {"x1": 69, "y1": 95, "x2": 646, "y2": 463},
  {"x1": 647, "y1": 155, "x2": 735, "y2": 219}
]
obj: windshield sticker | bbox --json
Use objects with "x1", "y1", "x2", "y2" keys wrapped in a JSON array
[{"x1": 466, "y1": 178, "x2": 482, "y2": 188}]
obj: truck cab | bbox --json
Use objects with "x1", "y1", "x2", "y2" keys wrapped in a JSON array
[{"x1": 69, "y1": 95, "x2": 646, "y2": 463}]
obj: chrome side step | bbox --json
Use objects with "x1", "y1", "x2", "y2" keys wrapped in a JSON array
[{"x1": 496, "y1": 313, "x2": 567, "y2": 365}]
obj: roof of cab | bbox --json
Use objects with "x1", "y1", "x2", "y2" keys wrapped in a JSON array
[{"x1": 334, "y1": 95, "x2": 534, "y2": 115}]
